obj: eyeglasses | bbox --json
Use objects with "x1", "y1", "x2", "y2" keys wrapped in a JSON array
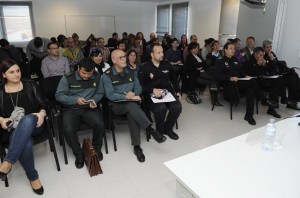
[{"x1": 50, "y1": 47, "x2": 58, "y2": 50}]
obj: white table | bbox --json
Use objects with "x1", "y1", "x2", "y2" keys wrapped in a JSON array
[{"x1": 165, "y1": 117, "x2": 300, "y2": 198}]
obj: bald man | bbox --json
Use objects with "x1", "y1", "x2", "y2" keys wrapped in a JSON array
[{"x1": 102, "y1": 49, "x2": 166, "y2": 163}]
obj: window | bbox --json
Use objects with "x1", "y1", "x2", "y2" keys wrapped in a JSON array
[
  {"x1": 172, "y1": 3, "x2": 188, "y2": 41},
  {"x1": 156, "y1": 5, "x2": 170, "y2": 40},
  {"x1": 0, "y1": 2, "x2": 34, "y2": 42},
  {"x1": 156, "y1": 3, "x2": 188, "y2": 40}
]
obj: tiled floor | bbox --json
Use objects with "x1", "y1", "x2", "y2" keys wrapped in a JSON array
[{"x1": 1, "y1": 91, "x2": 298, "y2": 198}]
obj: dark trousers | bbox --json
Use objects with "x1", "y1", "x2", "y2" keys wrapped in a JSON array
[
  {"x1": 278, "y1": 72, "x2": 299, "y2": 101},
  {"x1": 150, "y1": 99, "x2": 182, "y2": 133},
  {"x1": 62, "y1": 108, "x2": 105, "y2": 158},
  {"x1": 256, "y1": 78, "x2": 279, "y2": 103},
  {"x1": 112, "y1": 102, "x2": 151, "y2": 146},
  {"x1": 223, "y1": 79, "x2": 261, "y2": 116}
]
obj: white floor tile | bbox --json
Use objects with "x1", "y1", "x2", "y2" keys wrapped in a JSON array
[{"x1": 2, "y1": 90, "x2": 299, "y2": 197}]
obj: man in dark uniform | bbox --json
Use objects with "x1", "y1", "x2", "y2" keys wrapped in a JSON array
[
  {"x1": 102, "y1": 49, "x2": 166, "y2": 163},
  {"x1": 55, "y1": 58, "x2": 105, "y2": 169},
  {"x1": 215, "y1": 43, "x2": 277, "y2": 125},
  {"x1": 243, "y1": 47, "x2": 281, "y2": 118},
  {"x1": 263, "y1": 40, "x2": 300, "y2": 110},
  {"x1": 139, "y1": 43, "x2": 182, "y2": 139}
]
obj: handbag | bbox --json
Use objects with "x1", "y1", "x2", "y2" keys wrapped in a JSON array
[{"x1": 82, "y1": 138, "x2": 103, "y2": 177}]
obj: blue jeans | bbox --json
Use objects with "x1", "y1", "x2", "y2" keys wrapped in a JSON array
[{"x1": 5, "y1": 114, "x2": 43, "y2": 181}]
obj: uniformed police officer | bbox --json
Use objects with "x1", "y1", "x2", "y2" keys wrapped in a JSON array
[
  {"x1": 139, "y1": 43, "x2": 182, "y2": 139},
  {"x1": 215, "y1": 42, "x2": 277, "y2": 125},
  {"x1": 102, "y1": 49, "x2": 166, "y2": 163}
]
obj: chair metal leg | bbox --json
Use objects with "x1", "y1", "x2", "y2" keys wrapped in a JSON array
[
  {"x1": 57, "y1": 110, "x2": 68, "y2": 165},
  {"x1": 46, "y1": 117, "x2": 61, "y2": 171},
  {"x1": 175, "y1": 120, "x2": 178, "y2": 130},
  {"x1": 108, "y1": 103, "x2": 117, "y2": 151},
  {"x1": 230, "y1": 103, "x2": 233, "y2": 120},
  {"x1": 103, "y1": 132, "x2": 108, "y2": 154},
  {"x1": 1, "y1": 148, "x2": 9, "y2": 187}
]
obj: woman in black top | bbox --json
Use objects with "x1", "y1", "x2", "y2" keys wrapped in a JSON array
[{"x1": 0, "y1": 58, "x2": 46, "y2": 195}]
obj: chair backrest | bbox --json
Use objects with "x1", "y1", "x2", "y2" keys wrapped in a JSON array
[{"x1": 40, "y1": 75, "x2": 62, "y2": 101}]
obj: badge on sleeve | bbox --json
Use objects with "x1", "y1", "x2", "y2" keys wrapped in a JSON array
[
  {"x1": 150, "y1": 73, "x2": 154, "y2": 79},
  {"x1": 225, "y1": 62, "x2": 229, "y2": 67}
]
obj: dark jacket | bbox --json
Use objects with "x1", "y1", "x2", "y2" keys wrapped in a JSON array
[
  {"x1": 243, "y1": 54, "x2": 276, "y2": 77},
  {"x1": 184, "y1": 53, "x2": 207, "y2": 79},
  {"x1": 0, "y1": 80, "x2": 47, "y2": 116},
  {"x1": 215, "y1": 55, "x2": 245, "y2": 83}
]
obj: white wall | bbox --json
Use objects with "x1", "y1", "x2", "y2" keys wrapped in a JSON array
[
  {"x1": 236, "y1": 0, "x2": 279, "y2": 48},
  {"x1": 160, "y1": 0, "x2": 222, "y2": 47},
  {"x1": 278, "y1": 0, "x2": 300, "y2": 68},
  {"x1": 31, "y1": 0, "x2": 156, "y2": 40}
]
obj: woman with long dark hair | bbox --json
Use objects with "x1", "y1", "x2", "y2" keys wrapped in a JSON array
[{"x1": 0, "y1": 58, "x2": 46, "y2": 195}]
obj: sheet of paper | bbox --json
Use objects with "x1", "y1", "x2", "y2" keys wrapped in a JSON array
[{"x1": 151, "y1": 92, "x2": 176, "y2": 103}]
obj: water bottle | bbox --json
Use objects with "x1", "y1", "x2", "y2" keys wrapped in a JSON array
[{"x1": 262, "y1": 118, "x2": 276, "y2": 151}]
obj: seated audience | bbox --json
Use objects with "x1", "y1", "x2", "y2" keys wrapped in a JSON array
[
  {"x1": 139, "y1": 43, "x2": 182, "y2": 140},
  {"x1": 97, "y1": 37, "x2": 110, "y2": 63},
  {"x1": 262, "y1": 39, "x2": 300, "y2": 110},
  {"x1": 107, "y1": 32, "x2": 119, "y2": 49},
  {"x1": 116, "y1": 40, "x2": 126, "y2": 52},
  {"x1": 0, "y1": 39, "x2": 22, "y2": 63},
  {"x1": 89, "y1": 47, "x2": 110, "y2": 74},
  {"x1": 201, "y1": 38, "x2": 215, "y2": 60},
  {"x1": 26, "y1": 37, "x2": 51, "y2": 80},
  {"x1": 243, "y1": 47, "x2": 281, "y2": 118},
  {"x1": 41, "y1": 42, "x2": 70, "y2": 78},
  {"x1": 183, "y1": 35, "x2": 198, "y2": 62},
  {"x1": 63, "y1": 37, "x2": 84, "y2": 71},
  {"x1": 58, "y1": 37, "x2": 68, "y2": 56},
  {"x1": 0, "y1": 58, "x2": 46, "y2": 195},
  {"x1": 165, "y1": 38, "x2": 183, "y2": 81},
  {"x1": 243, "y1": 36, "x2": 255, "y2": 61},
  {"x1": 184, "y1": 42, "x2": 220, "y2": 105},
  {"x1": 215, "y1": 42, "x2": 277, "y2": 125},
  {"x1": 102, "y1": 49, "x2": 166, "y2": 163},
  {"x1": 178, "y1": 34, "x2": 188, "y2": 60},
  {"x1": 206, "y1": 40, "x2": 222, "y2": 67},
  {"x1": 126, "y1": 49, "x2": 142, "y2": 72},
  {"x1": 233, "y1": 38, "x2": 246, "y2": 64},
  {"x1": 55, "y1": 58, "x2": 105, "y2": 169}
]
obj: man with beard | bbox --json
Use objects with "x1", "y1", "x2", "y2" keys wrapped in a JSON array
[{"x1": 139, "y1": 44, "x2": 182, "y2": 139}]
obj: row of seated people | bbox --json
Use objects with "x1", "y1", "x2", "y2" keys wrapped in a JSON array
[
  {"x1": 214, "y1": 42, "x2": 300, "y2": 125},
  {"x1": 0, "y1": 43, "x2": 182, "y2": 195}
]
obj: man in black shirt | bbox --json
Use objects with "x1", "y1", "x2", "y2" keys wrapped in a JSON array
[
  {"x1": 215, "y1": 43, "x2": 277, "y2": 125},
  {"x1": 139, "y1": 43, "x2": 182, "y2": 140},
  {"x1": 243, "y1": 47, "x2": 281, "y2": 118},
  {"x1": 263, "y1": 40, "x2": 300, "y2": 110}
]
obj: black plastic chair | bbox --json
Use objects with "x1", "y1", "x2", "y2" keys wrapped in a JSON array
[
  {"x1": 211, "y1": 81, "x2": 258, "y2": 120},
  {"x1": 0, "y1": 116, "x2": 61, "y2": 176}
]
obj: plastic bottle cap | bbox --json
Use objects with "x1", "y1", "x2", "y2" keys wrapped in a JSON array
[{"x1": 269, "y1": 118, "x2": 275, "y2": 123}]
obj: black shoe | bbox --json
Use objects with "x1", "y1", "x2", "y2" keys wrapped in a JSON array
[
  {"x1": 0, "y1": 167, "x2": 11, "y2": 181},
  {"x1": 32, "y1": 186, "x2": 44, "y2": 195},
  {"x1": 163, "y1": 131, "x2": 179, "y2": 140},
  {"x1": 134, "y1": 146, "x2": 145, "y2": 163},
  {"x1": 96, "y1": 150, "x2": 103, "y2": 161},
  {"x1": 214, "y1": 101, "x2": 223, "y2": 106},
  {"x1": 265, "y1": 99, "x2": 279, "y2": 109},
  {"x1": 267, "y1": 108, "x2": 281, "y2": 118},
  {"x1": 286, "y1": 101, "x2": 300, "y2": 110},
  {"x1": 75, "y1": 156, "x2": 84, "y2": 169},
  {"x1": 146, "y1": 126, "x2": 166, "y2": 143},
  {"x1": 281, "y1": 98, "x2": 288, "y2": 104},
  {"x1": 244, "y1": 115, "x2": 256, "y2": 125}
]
